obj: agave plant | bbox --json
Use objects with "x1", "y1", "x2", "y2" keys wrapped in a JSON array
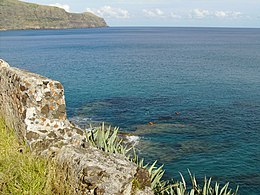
[
  {"x1": 85, "y1": 122, "x2": 132, "y2": 156},
  {"x1": 162, "y1": 170, "x2": 239, "y2": 195},
  {"x1": 85, "y1": 123, "x2": 168, "y2": 191},
  {"x1": 84, "y1": 123, "x2": 239, "y2": 195},
  {"x1": 131, "y1": 148, "x2": 177, "y2": 193}
]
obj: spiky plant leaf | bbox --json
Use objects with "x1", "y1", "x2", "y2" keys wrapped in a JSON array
[
  {"x1": 108, "y1": 127, "x2": 118, "y2": 146},
  {"x1": 235, "y1": 185, "x2": 239, "y2": 195},
  {"x1": 207, "y1": 177, "x2": 212, "y2": 194},
  {"x1": 179, "y1": 172, "x2": 186, "y2": 190},
  {"x1": 203, "y1": 177, "x2": 207, "y2": 195},
  {"x1": 215, "y1": 182, "x2": 219, "y2": 195},
  {"x1": 104, "y1": 125, "x2": 110, "y2": 140},
  {"x1": 148, "y1": 160, "x2": 158, "y2": 175},
  {"x1": 220, "y1": 182, "x2": 229, "y2": 195},
  {"x1": 177, "y1": 187, "x2": 182, "y2": 195},
  {"x1": 151, "y1": 164, "x2": 164, "y2": 181},
  {"x1": 151, "y1": 170, "x2": 165, "y2": 189}
]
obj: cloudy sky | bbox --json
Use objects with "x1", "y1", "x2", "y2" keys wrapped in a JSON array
[{"x1": 22, "y1": 0, "x2": 260, "y2": 27}]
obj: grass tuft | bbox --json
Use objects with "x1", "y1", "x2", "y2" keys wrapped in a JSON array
[{"x1": 0, "y1": 118, "x2": 72, "y2": 195}]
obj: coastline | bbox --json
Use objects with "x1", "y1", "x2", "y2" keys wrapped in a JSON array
[
  {"x1": 0, "y1": 26, "x2": 109, "y2": 31},
  {"x1": 1, "y1": 27, "x2": 259, "y2": 194}
]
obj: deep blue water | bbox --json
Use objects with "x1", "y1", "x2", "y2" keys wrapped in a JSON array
[{"x1": 1, "y1": 27, "x2": 260, "y2": 194}]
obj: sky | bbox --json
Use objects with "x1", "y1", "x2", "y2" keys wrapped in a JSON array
[{"x1": 22, "y1": 0, "x2": 260, "y2": 28}]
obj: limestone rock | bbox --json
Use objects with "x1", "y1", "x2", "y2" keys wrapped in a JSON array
[
  {"x1": 55, "y1": 145, "x2": 139, "y2": 194},
  {"x1": 0, "y1": 59, "x2": 10, "y2": 67},
  {"x1": 0, "y1": 59, "x2": 153, "y2": 194}
]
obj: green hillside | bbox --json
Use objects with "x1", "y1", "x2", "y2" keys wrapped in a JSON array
[{"x1": 0, "y1": 0, "x2": 107, "y2": 30}]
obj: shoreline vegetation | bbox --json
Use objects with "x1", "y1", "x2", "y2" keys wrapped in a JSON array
[
  {"x1": 85, "y1": 122, "x2": 239, "y2": 195},
  {"x1": 0, "y1": 117, "x2": 239, "y2": 194}
]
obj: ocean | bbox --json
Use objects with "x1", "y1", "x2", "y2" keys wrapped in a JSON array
[{"x1": 0, "y1": 27, "x2": 259, "y2": 194}]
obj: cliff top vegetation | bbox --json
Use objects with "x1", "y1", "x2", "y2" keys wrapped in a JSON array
[{"x1": 0, "y1": 0, "x2": 107, "y2": 30}]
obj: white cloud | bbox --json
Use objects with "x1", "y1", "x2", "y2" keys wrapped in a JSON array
[
  {"x1": 215, "y1": 11, "x2": 242, "y2": 18},
  {"x1": 143, "y1": 8, "x2": 165, "y2": 18},
  {"x1": 86, "y1": 6, "x2": 129, "y2": 19},
  {"x1": 190, "y1": 9, "x2": 210, "y2": 19},
  {"x1": 185, "y1": 9, "x2": 243, "y2": 19},
  {"x1": 215, "y1": 11, "x2": 227, "y2": 18},
  {"x1": 141, "y1": 8, "x2": 243, "y2": 20},
  {"x1": 170, "y1": 12, "x2": 182, "y2": 19},
  {"x1": 48, "y1": 3, "x2": 70, "y2": 12}
]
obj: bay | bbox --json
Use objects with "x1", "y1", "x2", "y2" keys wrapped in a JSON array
[{"x1": 1, "y1": 27, "x2": 260, "y2": 194}]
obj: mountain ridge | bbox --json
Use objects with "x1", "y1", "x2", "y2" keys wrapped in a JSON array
[{"x1": 0, "y1": 0, "x2": 107, "y2": 30}]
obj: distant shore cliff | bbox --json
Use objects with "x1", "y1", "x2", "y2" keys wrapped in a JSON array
[{"x1": 0, "y1": 0, "x2": 108, "y2": 30}]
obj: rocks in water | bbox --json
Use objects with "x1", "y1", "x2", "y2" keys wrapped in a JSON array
[{"x1": 133, "y1": 123, "x2": 187, "y2": 135}]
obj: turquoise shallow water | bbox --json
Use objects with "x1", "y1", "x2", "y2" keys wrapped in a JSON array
[{"x1": 1, "y1": 27, "x2": 260, "y2": 194}]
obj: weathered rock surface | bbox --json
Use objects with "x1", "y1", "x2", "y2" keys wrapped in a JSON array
[
  {"x1": 0, "y1": 59, "x2": 153, "y2": 194},
  {"x1": 0, "y1": 0, "x2": 107, "y2": 30},
  {"x1": 0, "y1": 59, "x2": 81, "y2": 150},
  {"x1": 56, "y1": 146, "x2": 136, "y2": 194}
]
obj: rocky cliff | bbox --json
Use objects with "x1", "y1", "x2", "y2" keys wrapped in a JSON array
[
  {"x1": 0, "y1": 0, "x2": 107, "y2": 30},
  {"x1": 0, "y1": 59, "x2": 153, "y2": 194}
]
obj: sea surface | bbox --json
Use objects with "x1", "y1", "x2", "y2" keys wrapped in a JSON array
[{"x1": 1, "y1": 27, "x2": 260, "y2": 194}]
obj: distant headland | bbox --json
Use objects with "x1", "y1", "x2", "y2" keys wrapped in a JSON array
[{"x1": 0, "y1": 0, "x2": 108, "y2": 30}]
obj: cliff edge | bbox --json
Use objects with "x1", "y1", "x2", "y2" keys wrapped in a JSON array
[
  {"x1": 0, "y1": 59, "x2": 153, "y2": 194},
  {"x1": 0, "y1": 0, "x2": 107, "y2": 30}
]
